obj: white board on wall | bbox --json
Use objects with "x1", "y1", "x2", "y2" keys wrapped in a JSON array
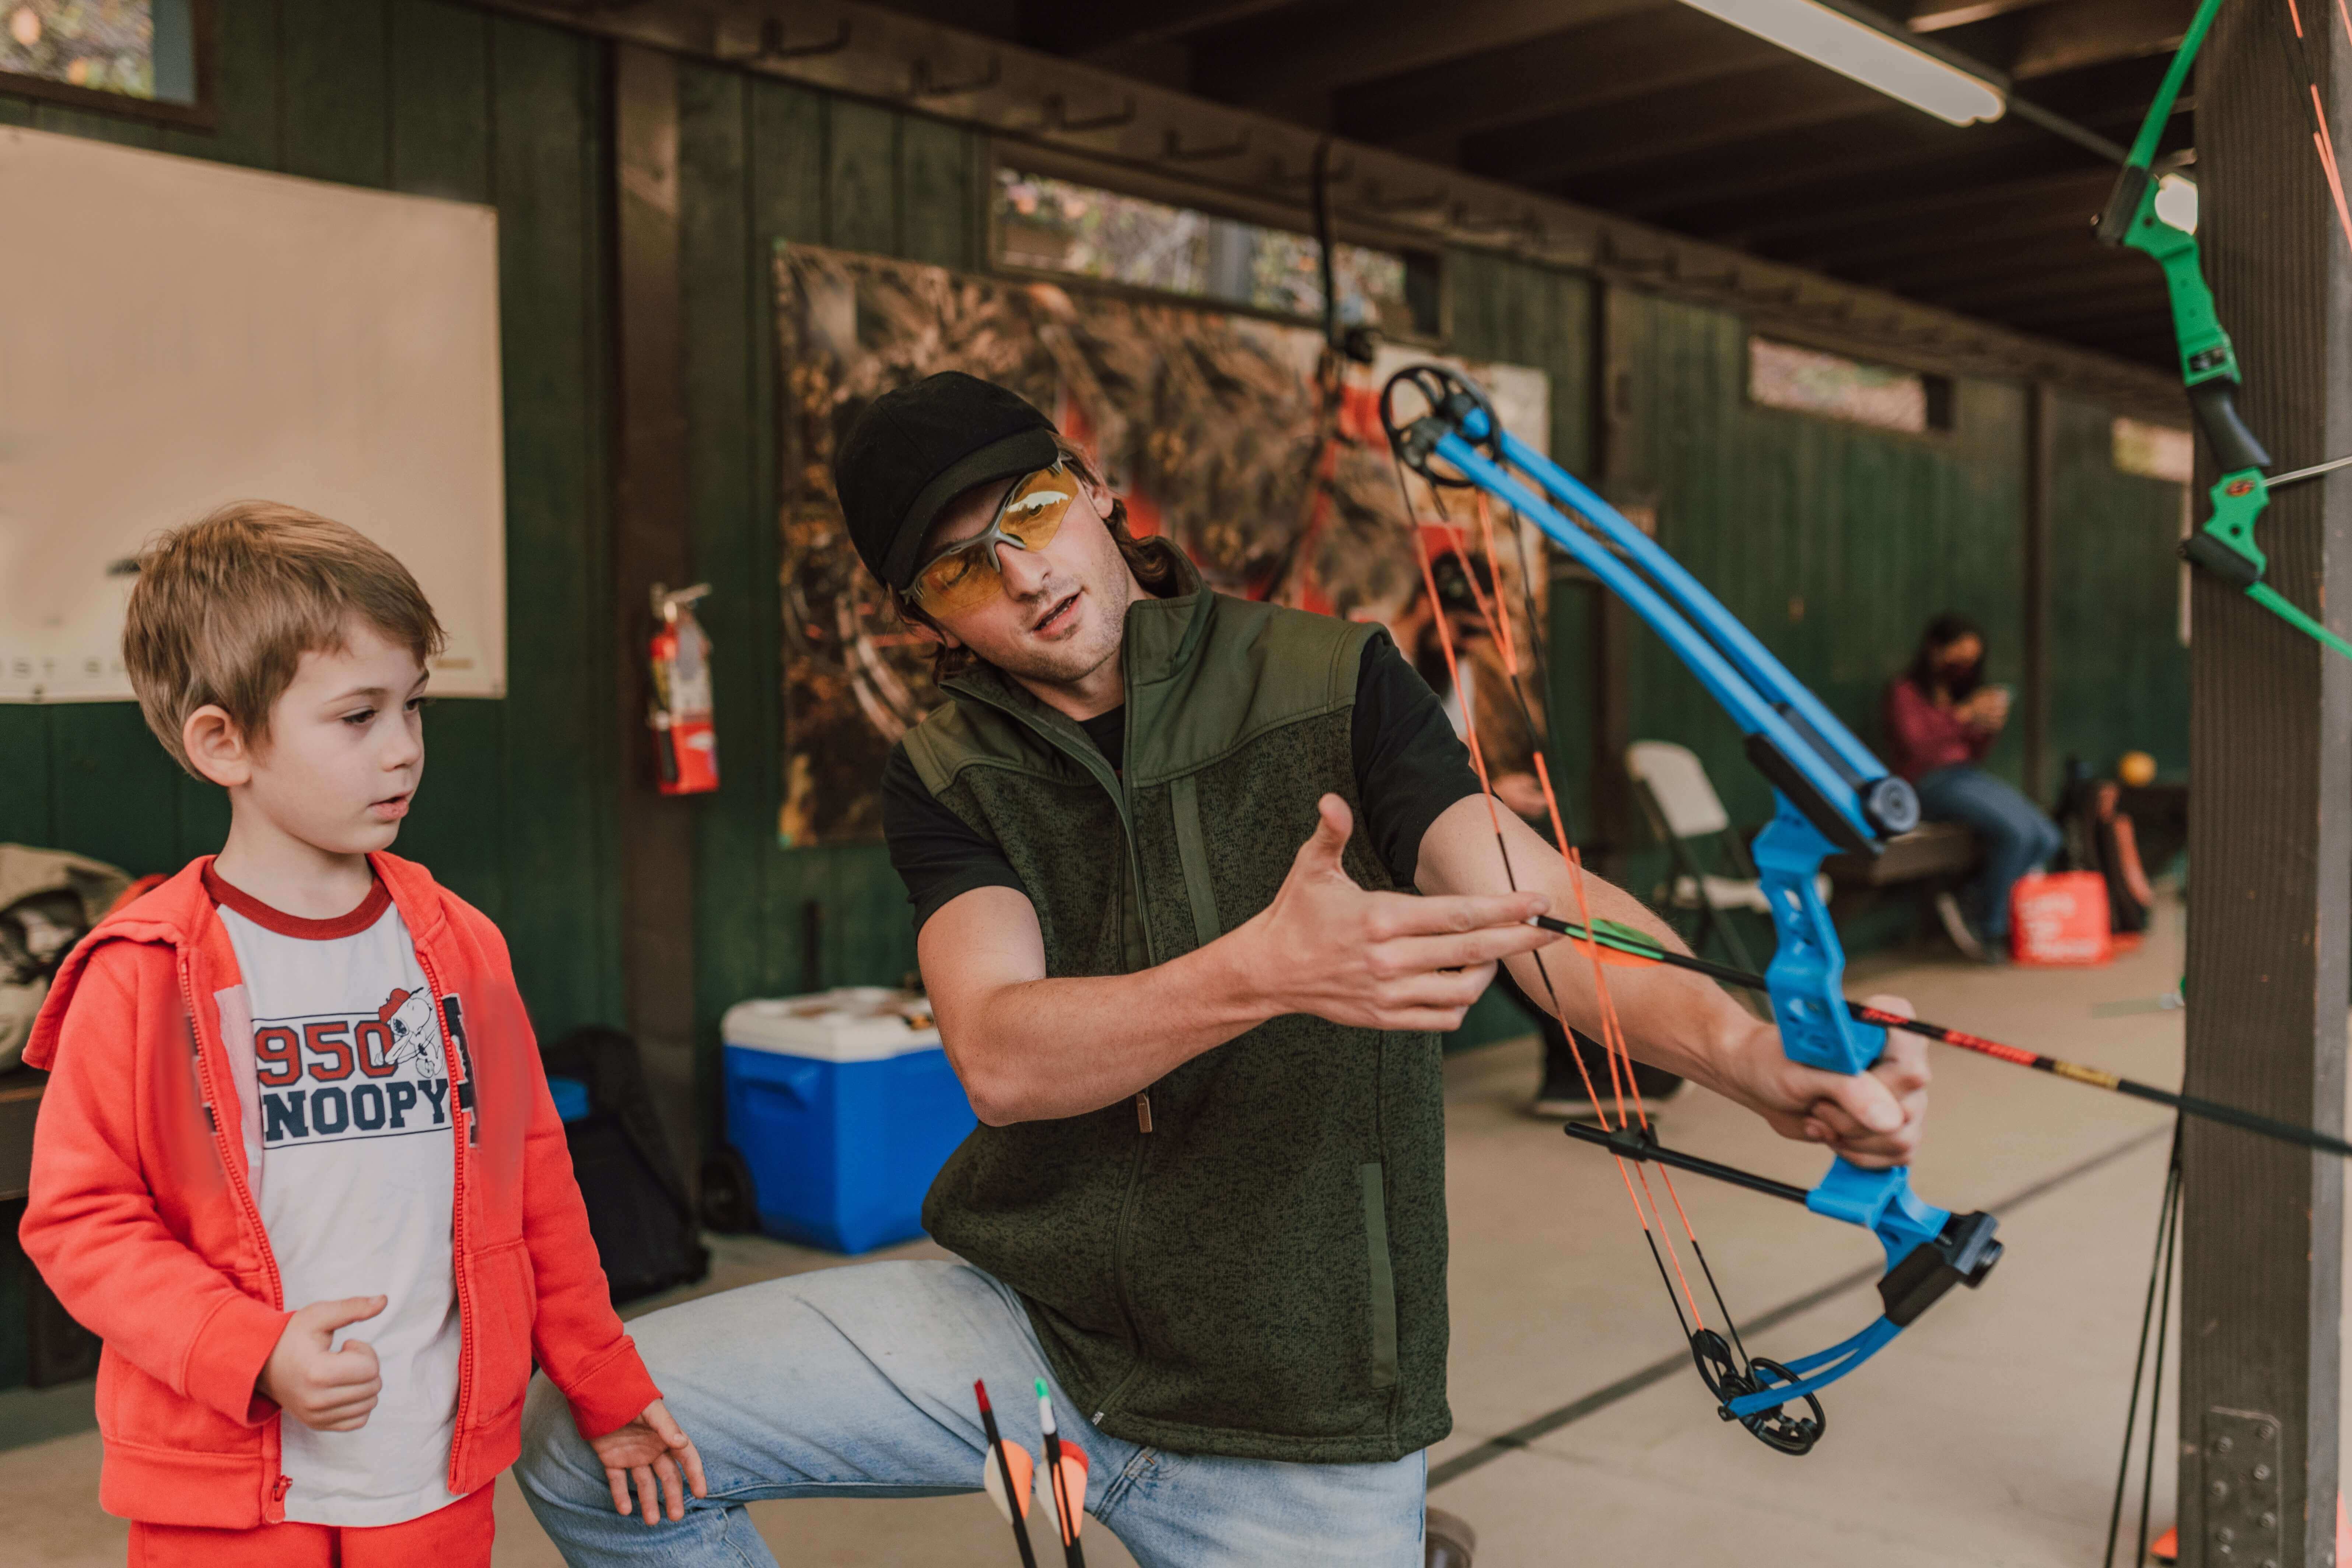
[{"x1": 0, "y1": 126, "x2": 505, "y2": 701}]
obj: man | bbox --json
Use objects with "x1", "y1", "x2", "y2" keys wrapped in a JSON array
[{"x1": 515, "y1": 373, "x2": 1929, "y2": 1567}]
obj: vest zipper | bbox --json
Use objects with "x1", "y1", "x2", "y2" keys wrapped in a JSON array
[
  {"x1": 1134, "y1": 1092, "x2": 1153, "y2": 1134},
  {"x1": 178, "y1": 949, "x2": 287, "y2": 1523}
]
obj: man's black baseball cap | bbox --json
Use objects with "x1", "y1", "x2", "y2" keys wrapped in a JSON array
[{"x1": 833, "y1": 372, "x2": 1062, "y2": 592}]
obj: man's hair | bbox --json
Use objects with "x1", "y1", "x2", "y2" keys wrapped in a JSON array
[
  {"x1": 122, "y1": 501, "x2": 447, "y2": 772},
  {"x1": 890, "y1": 434, "x2": 1180, "y2": 680}
]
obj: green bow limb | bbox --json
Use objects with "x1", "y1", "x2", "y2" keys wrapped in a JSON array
[{"x1": 2097, "y1": 0, "x2": 2352, "y2": 662}]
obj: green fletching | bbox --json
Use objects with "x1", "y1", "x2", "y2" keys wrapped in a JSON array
[{"x1": 1592, "y1": 918, "x2": 1665, "y2": 955}]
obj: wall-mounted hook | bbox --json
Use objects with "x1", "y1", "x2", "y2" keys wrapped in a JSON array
[
  {"x1": 910, "y1": 55, "x2": 1001, "y2": 98},
  {"x1": 748, "y1": 16, "x2": 850, "y2": 62},
  {"x1": 1161, "y1": 126, "x2": 1251, "y2": 161},
  {"x1": 1044, "y1": 92, "x2": 1137, "y2": 133},
  {"x1": 1267, "y1": 154, "x2": 1352, "y2": 189},
  {"x1": 1360, "y1": 180, "x2": 1446, "y2": 214}
]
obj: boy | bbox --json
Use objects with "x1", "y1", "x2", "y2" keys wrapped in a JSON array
[{"x1": 20, "y1": 502, "x2": 705, "y2": 1564}]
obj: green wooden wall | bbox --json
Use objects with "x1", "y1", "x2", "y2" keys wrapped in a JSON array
[
  {"x1": 2047, "y1": 393, "x2": 2192, "y2": 780},
  {"x1": 0, "y1": 0, "x2": 622, "y2": 1389},
  {"x1": 1609, "y1": 293, "x2": 2034, "y2": 829},
  {"x1": 673, "y1": 66, "x2": 987, "y2": 1139},
  {"x1": 0, "y1": 0, "x2": 623, "y2": 1036}
]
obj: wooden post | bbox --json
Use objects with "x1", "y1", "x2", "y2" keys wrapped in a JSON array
[
  {"x1": 2176, "y1": 7, "x2": 2352, "y2": 1563},
  {"x1": 610, "y1": 42, "x2": 701, "y2": 1186},
  {"x1": 2021, "y1": 381, "x2": 2053, "y2": 801}
]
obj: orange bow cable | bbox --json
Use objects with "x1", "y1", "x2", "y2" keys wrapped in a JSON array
[
  {"x1": 2276, "y1": 0, "x2": 2352, "y2": 251},
  {"x1": 1404, "y1": 484, "x2": 1711, "y2": 1336}
]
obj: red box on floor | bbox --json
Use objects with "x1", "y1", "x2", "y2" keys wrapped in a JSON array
[{"x1": 2010, "y1": 871, "x2": 2112, "y2": 966}]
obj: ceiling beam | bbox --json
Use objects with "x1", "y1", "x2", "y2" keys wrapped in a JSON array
[
  {"x1": 1816, "y1": 206, "x2": 2117, "y2": 279},
  {"x1": 1580, "y1": 52, "x2": 2167, "y2": 224},
  {"x1": 1911, "y1": 255, "x2": 2163, "y2": 312},
  {"x1": 1730, "y1": 166, "x2": 2119, "y2": 250},
  {"x1": 1329, "y1": 7, "x2": 1778, "y2": 154},
  {"x1": 1992, "y1": 291, "x2": 2176, "y2": 332},
  {"x1": 2010, "y1": 0, "x2": 2194, "y2": 78},
  {"x1": 1019, "y1": 0, "x2": 1300, "y2": 57},
  {"x1": 1467, "y1": 61, "x2": 1890, "y2": 189},
  {"x1": 1189, "y1": 0, "x2": 1660, "y2": 115},
  {"x1": 462, "y1": 0, "x2": 2185, "y2": 417},
  {"x1": 1851, "y1": 224, "x2": 2129, "y2": 292},
  {"x1": 1908, "y1": 0, "x2": 2064, "y2": 33}
]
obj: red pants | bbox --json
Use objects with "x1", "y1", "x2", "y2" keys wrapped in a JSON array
[{"x1": 128, "y1": 1483, "x2": 493, "y2": 1567}]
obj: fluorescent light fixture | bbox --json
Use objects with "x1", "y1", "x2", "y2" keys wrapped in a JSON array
[
  {"x1": 2155, "y1": 172, "x2": 2199, "y2": 232},
  {"x1": 1676, "y1": 0, "x2": 2007, "y2": 125}
]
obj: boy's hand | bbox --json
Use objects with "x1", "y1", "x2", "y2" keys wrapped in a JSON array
[
  {"x1": 589, "y1": 1398, "x2": 707, "y2": 1525},
  {"x1": 260, "y1": 1295, "x2": 386, "y2": 1431}
]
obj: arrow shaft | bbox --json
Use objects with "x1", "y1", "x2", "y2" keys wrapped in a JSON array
[{"x1": 1533, "y1": 914, "x2": 2352, "y2": 1161}]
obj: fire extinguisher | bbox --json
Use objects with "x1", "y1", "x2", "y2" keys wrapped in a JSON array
[{"x1": 649, "y1": 582, "x2": 719, "y2": 795}]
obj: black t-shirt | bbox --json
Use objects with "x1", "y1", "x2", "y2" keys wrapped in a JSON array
[{"x1": 882, "y1": 633, "x2": 1483, "y2": 932}]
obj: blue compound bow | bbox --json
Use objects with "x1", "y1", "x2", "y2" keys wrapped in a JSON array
[{"x1": 1381, "y1": 364, "x2": 2002, "y2": 1455}]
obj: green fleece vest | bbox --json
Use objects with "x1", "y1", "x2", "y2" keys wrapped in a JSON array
[{"x1": 901, "y1": 554, "x2": 1450, "y2": 1464}]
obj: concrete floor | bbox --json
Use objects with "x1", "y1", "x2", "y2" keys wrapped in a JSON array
[{"x1": 4, "y1": 900, "x2": 2308, "y2": 1566}]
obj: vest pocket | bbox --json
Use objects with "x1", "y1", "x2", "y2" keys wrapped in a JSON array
[{"x1": 1358, "y1": 1162, "x2": 1399, "y2": 1390}]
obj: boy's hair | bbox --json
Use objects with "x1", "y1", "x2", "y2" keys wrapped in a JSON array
[
  {"x1": 123, "y1": 501, "x2": 447, "y2": 772},
  {"x1": 888, "y1": 435, "x2": 1180, "y2": 681}
]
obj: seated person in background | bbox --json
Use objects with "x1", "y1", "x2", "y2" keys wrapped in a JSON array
[{"x1": 1882, "y1": 612, "x2": 2062, "y2": 961}]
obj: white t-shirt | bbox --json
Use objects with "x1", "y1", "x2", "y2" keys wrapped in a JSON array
[{"x1": 208, "y1": 867, "x2": 466, "y2": 1528}]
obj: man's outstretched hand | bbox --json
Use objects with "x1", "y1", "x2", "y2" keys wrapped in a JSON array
[
  {"x1": 1235, "y1": 794, "x2": 1556, "y2": 1033},
  {"x1": 1718, "y1": 993, "x2": 1932, "y2": 1169},
  {"x1": 589, "y1": 1398, "x2": 708, "y2": 1525}
]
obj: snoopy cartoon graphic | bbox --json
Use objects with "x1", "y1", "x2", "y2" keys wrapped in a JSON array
[{"x1": 377, "y1": 987, "x2": 444, "y2": 1075}]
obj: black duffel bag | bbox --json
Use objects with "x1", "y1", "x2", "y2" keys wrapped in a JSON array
[{"x1": 540, "y1": 1026, "x2": 710, "y2": 1306}]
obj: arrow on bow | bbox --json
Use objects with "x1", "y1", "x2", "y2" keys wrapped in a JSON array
[{"x1": 1537, "y1": 912, "x2": 2352, "y2": 1162}]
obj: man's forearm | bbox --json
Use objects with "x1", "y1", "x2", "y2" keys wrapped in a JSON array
[
  {"x1": 1420, "y1": 799, "x2": 1765, "y2": 1103},
  {"x1": 930, "y1": 917, "x2": 1273, "y2": 1126},
  {"x1": 1502, "y1": 864, "x2": 1758, "y2": 1097}
]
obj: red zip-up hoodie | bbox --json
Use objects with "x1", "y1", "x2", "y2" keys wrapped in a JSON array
[{"x1": 18, "y1": 853, "x2": 662, "y2": 1529}]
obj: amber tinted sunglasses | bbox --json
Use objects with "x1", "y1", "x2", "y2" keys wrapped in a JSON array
[{"x1": 906, "y1": 466, "x2": 1079, "y2": 614}]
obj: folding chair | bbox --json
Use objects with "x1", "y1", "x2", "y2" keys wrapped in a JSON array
[{"x1": 1625, "y1": 739, "x2": 1814, "y2": 974}]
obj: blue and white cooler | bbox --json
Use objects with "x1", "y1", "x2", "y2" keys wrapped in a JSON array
[{"x1": 717, "y1": 987, "x2": 977, "y2": 1254}]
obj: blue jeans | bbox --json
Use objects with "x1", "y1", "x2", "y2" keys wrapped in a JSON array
[
  {"x1": 515, "y1": 1260, "x2": 1428, "y2": 1567},
  {"x1": 1913, "y1": 764, "x2": 2063, "y2": 941}
]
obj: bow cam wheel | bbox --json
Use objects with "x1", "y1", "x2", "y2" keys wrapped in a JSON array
[{"x1": 1379, "y1": 364, "x2": 1501, "y2": 487}]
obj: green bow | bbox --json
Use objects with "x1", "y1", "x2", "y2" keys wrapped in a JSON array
[{"x1": 2096, "y1": 0, "x2": 2352, "y2": 660}]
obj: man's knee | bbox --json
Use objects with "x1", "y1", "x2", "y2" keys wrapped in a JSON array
[{"x1": 517, "y1": 1372, "x2": 592, "y2": 1498}]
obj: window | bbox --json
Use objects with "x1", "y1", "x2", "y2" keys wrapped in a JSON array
[
  {"x1": 0, "y1": 0, "x2": 205, "y2": 122},
  {"x1": 993, "y1": 166, "x2": 1437, "y2": 337},
  {"x1": 1747, "y1": 337, "x2": 1953, "y2": 434},
  {"x1": 2112, "y1": 417, "x2": 2193, "y2": 483}
]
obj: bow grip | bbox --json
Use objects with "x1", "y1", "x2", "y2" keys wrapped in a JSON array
[
  {"x1": 2188, "y1": 379, "x2": 2272, "y2": 475},
  {"x1": 2181, "y1": 526, "x2": 2264, "y2": 587}
]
